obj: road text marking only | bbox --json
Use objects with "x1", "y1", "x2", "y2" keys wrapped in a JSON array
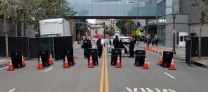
[
  {"x1": 163, "y1": 72, "x2": 175, "y2": 79},
  {"x1": 8, "y1": 88, "x2": 16, "y2": 92}
]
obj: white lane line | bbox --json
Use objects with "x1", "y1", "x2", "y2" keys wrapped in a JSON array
[
  {"x1": 8, "y1": 88, "x2": 16, "y2": 92},
  {"x1": 44, "y1": 67, "x2": 53, "y2": 72},
  {"x1": 163, "y1": 72, "x2": 176, "y2": 79},
  {"x1": 0, "y1": 66, "x2": 8, "y2": 71}
]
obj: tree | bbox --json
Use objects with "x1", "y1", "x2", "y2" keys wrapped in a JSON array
[
  {"x1": 105, "y1": 27, "x2": 115, "y2": 36},
  {"x1": 192, "y1": 0, "x2": 208, "y2": 58},
  {"x1": 0, "y1": 0, "x2": 76, "y2": 56},
  {"x1": 116, "y1": 19, "x2": 135, "y2": 36},
  {"x1": 0, "y1": 0, "x2": 14, "y2": 57}
]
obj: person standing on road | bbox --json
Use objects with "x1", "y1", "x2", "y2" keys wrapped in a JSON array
[
  {"x1": 82, "y1": 37, "x2": 92, "y2": 58},
  {"x1": 97, "y1": 38, "x2": 103, "y2": 58},
  {"x1": 146, "y1": 34, "x2": 151, "y2": 47},
  {"x1": 113, "y1": 35, "x2": 119, "y2": 48},
  {"x1": 118, "y1": 39, "x2": 127, "y2": 53},
  {"x1": 129, "y1": 37, "x2": 136, "y2": 58}
]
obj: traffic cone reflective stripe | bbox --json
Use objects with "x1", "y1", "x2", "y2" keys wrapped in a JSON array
[
  {"x1": 38, "y1": 56, "x2": 44, "y2": 70},
  {"x1": 115, "y1": 55, "x2": 121, "y2": 68},
  {"x1": 169, "y1": 57, "x2": 175, "y2": 70},
  {"x1": 88, "y1": 55, "x2": 94, "y2": 68},
  {"x1": 64, "y1": 56, "x2": 69, "y2": 68},
  {"x1": 49, "y1": 54, "x2": 54, "y2": 65},
  {"x1": 22, "y1": 55, "x2": 26, "y2": 66},
  {"x1": 8, "y1": 58, "x2": 14, "y2": 71},
  {"x1": 143, "y1": 57, "x2": 149, "y2": 69}
]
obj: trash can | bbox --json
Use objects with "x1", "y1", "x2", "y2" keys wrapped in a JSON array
[
  {"x1": 64, "y1": 50, "x2": 75, "y2": 66},
  {"x1": 88, "y1": 48, "x2": 98, "y2": 65},
  {"x1": 111, "y1": 48, "x2": 122, "y2": 66},
  {"x1": 39, "y1": 51, "x2": 50, "y2": 67},
  {"x1": 134, "y1": 50, "x2": 145, "y2": 66},
  {"x1": 10, "y1": 51, "x2": 22, "y2": 68},
  {"x1": 162, "y1": 51, "x2": 173, "y2": 68}
]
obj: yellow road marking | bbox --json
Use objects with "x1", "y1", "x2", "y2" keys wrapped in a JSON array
[
  {"x1": 99, "y1": 47, "x2": 110, "y2": 92},
  {"x1": 99, "y1": 48, "x2": 105, "y2": 92},
  {"x1": 104, "y1": 48, "x2": 109, "y2": 92}
]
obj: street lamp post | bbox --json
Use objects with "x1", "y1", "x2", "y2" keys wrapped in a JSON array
[{"x1": 172, "y1": 12, "x2": 176, "y2": 54}]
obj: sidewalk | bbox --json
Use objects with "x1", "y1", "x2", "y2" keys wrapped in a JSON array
[
  {"x1": 0, "y1": 57, "x2": 9, "y2": 68},
  {"x1": 191, "y1": 57, "x2": 208, "y2": 69},
  {"x1": 137, "y1": 42, "x2": 208, "y2": 68},
  {"x1": 137, "y1": 42, "x2": 185, "y2": 61}
]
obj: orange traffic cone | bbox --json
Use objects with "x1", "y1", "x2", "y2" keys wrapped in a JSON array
[
  {"x1": 88, "y1": 55, "x2": 94, "y2": 68},
  {"x1": 63, "y1": 56, "x2": 69, "y2": 68},
  {"x1": 115, "y1": 55, "x2": 121, "y2": 68},
  {"x1": 49, "y1": 53, "x2": 54, "y2": 65},
  {"x1": 143, "y1": 57, "x2": 149, "y2": 69},
  {"x1": 159, "y1": 52, "x2": 162, "y2": 56},
  {"x1": 22, "y1": 55, "x2": 26, "y2": 66},
  {"x1": 38, "y1": 56, "x2": 44, "y2": 70},
  {"x1": 8, "y1": 57, "x2": 14, "y2": 71},
  {"x1": 149, "y1": 47, "x2": 152, "y2": 52},
  {"x1": 158, "y1": 54, "x2": 163, "y2": 65},
  {"x1": 169, "y1": 57, "x2": 175, "y2": 70}
]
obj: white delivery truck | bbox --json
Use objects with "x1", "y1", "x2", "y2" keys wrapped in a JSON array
[{"x1": 39, "y1": 18, "x2": 71, "y2": 37}]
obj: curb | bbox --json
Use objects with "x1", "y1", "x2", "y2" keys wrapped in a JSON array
[
  {"x1": 192, "y1": 61, "x2": 208, "y2": 69},
  {"x1": 175, "y1": 56, "x2": 208, "y2": 69},
  {"x1": 0, "y1": 61, "x2": 9, "y2": 68}
]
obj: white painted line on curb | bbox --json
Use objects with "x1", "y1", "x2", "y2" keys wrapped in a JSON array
[
  {"x1": 44, "y1": 67, "x2": 53, "y2": 72},
  {"x1": 164, "y1": 72, "x2": 176, "y2": 79},
  {"x1": 0, "y1": 66, "x2": 8, "y2": 71},
  {"x1": 8, "y1": 88, "x2": 16, "y2": 92}
]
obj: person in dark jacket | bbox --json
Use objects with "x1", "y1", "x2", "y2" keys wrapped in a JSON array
[
  {"x1": 118, "y1": 39, "x2": 127, "y2": 53},
  {"x1": 129, "y1": 37, "x2": 136, "y2": 58},
  {"x1": 113, "y1": 35, "x2": 119, "y2": 48},
  {"x1": 82, "y1": 37, "x2": 92, "y2": 58},
  {"x1": 97, "y1": 38, "x2": 103, "y2": 57}
]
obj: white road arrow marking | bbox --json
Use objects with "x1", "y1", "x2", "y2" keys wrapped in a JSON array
[{"x1": 125, "y1": 87, "x2": 138, "y2": 92}]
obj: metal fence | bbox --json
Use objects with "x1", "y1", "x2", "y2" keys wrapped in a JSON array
[
  {"x1": 0, "y1": 36, "x2": 73, "y2": 60},
  {"x1": 188, "y1": 37, "x2": 208, "y2": 57},
  {"x1": 0, "y1": 36, "x2": 6, "y2": 56}
]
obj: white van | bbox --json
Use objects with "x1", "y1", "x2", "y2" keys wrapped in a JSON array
[{"x1": 178, "y1": 32, "x2": 188, "y2": 47}]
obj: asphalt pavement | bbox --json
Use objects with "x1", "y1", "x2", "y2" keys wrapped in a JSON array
[{"x1": 0, "y1": 45, "x2": 208, "y2": 92}]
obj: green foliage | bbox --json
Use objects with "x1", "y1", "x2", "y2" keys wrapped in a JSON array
[
  {"x1": 0, "y1": 0, "x2": 76, "y2": 31},
  {"x1": 105, "y1": 27, "x2": 115, "y2": 36},
  {"x1": 116, "y1": 19, "x2": 136, "y2": 36}
]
